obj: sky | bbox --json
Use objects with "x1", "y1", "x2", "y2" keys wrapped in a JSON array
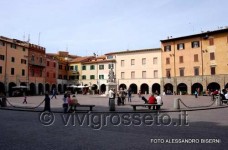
[{"x1": 0, "y1": 0, "x2": 228, "y2": 56}]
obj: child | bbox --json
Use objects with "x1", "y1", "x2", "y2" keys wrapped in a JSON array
[{"x1": 23, "y1": 96, "x2": 27, "y2": 104}]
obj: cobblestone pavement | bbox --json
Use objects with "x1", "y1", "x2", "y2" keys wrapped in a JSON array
[{"x1": 0, "y1": 94, "x2": 228, "y2": 150}]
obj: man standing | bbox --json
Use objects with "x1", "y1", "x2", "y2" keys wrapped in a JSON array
[{"x1": 108, "y1": 88, "x2": 114, "y2": 106}]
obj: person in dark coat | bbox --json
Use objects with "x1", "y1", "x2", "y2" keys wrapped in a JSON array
[{"x1": 43, "y1": 93, "x2": 51, "y2": 112}]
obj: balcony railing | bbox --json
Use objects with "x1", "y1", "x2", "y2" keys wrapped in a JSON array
[{"x1": 29, "y1": 60, "x2": 46, "y2": 67}]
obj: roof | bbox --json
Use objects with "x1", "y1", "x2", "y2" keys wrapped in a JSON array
[
  {"x1": 70, "y1": 56, "x2": 95, "y2": 63},
  {"x1": 161, "y1": 28, "x2": 228, "y2": 42},
  {"x1": 105, "y1": 48, "x2": 161, "y2": 55},
  {"x1": 82, "y1": 59, "x2": 116, "y2": 64}
]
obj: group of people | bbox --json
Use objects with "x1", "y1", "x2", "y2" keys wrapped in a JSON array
[
  {"x1": 62, "y1": 93, "x2": 80, "y2": 113},
  {"x1": 142, "y1": 93, "x2": 163, "y2": 110},
  {"x1": 108, "y1": 88, "x2": 133, "y2": 106}
]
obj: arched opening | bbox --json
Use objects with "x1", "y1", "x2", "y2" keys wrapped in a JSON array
[
  {"x1": 58, "y1": 84, "x2": 62, "y2": 94},
  {"x1": 45, "y1": 83, "x2": 50, "y2": 93},
  {"x1": 38, "y1": 83, "x2": 44, "y2": 95},
  {"x1": 129, "y1": 83, "x2": 137, "y2": 94},
  {"x1": 51, "y1": 84, "x2": 56, "y2": 91},
  {"x1": 207, "y1": 82, "x2": 220, "y2": 92},
  {"x1": 191, "y1": 83, "x2": 203, "y2": 95},
  {"x1": 100, "y1": 84, "x2": 106, "y2": 94},
  {"x1": 119, "y1": 84, "x2": 127, "y2": 90},
  {"x1": 177, "y1": 83, "x2": 188, "y2": 95},
  {"x1": 92, "y1": 84, "x2": 98, "y2": 90},
  {"x1": 30, "y1": 83, "x2": 36, "y2": 95},
  {"x1": 8, "y1": 82, "x2": 16, "y2": 96},
  {"x1": 140, "y1": 83, "x2": 149, "y2": 94},
  {"x1": 164, "y1": 83, "x2": 173, "y2": 95},
  {"x1": 0, "y1": 82, "x2": 5, "y2": 94},
  {"x1": 224, "y1": 83, "x2": 228, "y2": 89},
  {"x1": 152, "y1": 83, "x2": 160, "y2": 94}
]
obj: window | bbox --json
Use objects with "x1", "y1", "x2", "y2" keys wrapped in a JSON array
[
  {"x1": 69, "y1": 66, "x2": 74, "y2": 70},
  {"x1": 0, "y1": 41, "x2": 5, "y2": 46},
  {"x1": 74, "y1": 65, "x2": 78, "y2": 71},
  {"x1": 192, "y1": 41, "x2": 200, "y2": 48},
  {"x1": 64, "y1": 75, "x2": 67, "y2": 80},
  {"x1": 142, "y1": 71, "x2": 146, "y2": 78},
  {"x1": 177, "y1": 43, "x2": 185, "y2": 50},
  {"x1": 154, "y1": 70, "x2": 158, "y2": 78},
  {"x1": 108, "y1": 64, "x2": 114, "y2": 69},
  {"x1": 166, "y1": 69, "x2": 171, "y2": 78},
  {"x1": 31, "y1": 55, "x2": 35, "y2": 62},
  {"x1": 47, "y1": 72, "x2": 49, "y2": 77},
  {"x1": 40, "y1": 70, "x2": 42, "y2": 77},
  {"x1": 90, "y1": 75, "x2": 95, "y2": 79},
  {"x1": 194, "y1": 67, "x2": 199, "y2": 76},
  {"x1": 211, "y1": 67, "x2": 216, "y2": 75},
  {"x1": 23, "y1": 47, "x2": 26, "y2": 51},
  {"x1": 99, "y1": 75, "x2": 104, "y2": 79},
  {"x1": 131, "y1": 59, "x2": 135, "y2": 65},
  {"x1": 210, "y1": 52, "x2": 215, "y2": 60},
  {"x1": 90, "y1": 65, "x2": 95, "y2": 70},
  {"x1": 11, "y1": 68, "x2": 14, "y2": 75},
  {"x1": 11, "y1": 43, "x2": 16, "y2": 49},
  {"x1": 121, "y1": 72, "x2": 125, "y2": 79},
  {"x1": 209, "y1": 38, "x2": 214, "y2": 46},
  {"x1": 131, "y1": 71, "x2": 135, "y2": 79},
  {"x1": 21, "y1": 59, "x2": 26, "y2": 64},
  {"x1": 107, "y1": 55, "x2": 113, "y2": 59},
  {"x1": 0, "y1": 55, "x2": 5, "y2": 60},
  {"x1": 153, "y1": 57, "x2": 158, "y2": 64},
  {"x1": 194, "y1": 54, "x2": 199, "y2": 62},
  {"x1": 0, "y1": 66, "x2": 2, "y2": 74},
  {"x1": 58, "y1": 75, "x2": 62, "y2": 79},
  {"x1": 22, "y1": 69, "x2": 25, "y2": 76},
  {"x1": 31, "y1": 69, "x2": 34, "y2": 76},
  {"x1": 99, "y1": 65, "x2": 104, "y2": 70},
  {"x1": 53, "y1": 62, "x2": 56, "y2": 68},
  {"x1": 47, "y1": 61, "x2": 49, "y2": 66},
  {"x1": 11, "y1": 57, "x2": 15, "y2": 62},
  {"x1": 53, "y1": 73, "x2": 56, "y2": 78},
  {"x1": 59, "y1": 65, "x2": 62, "y2": 69},
  {"x1": 82, "y1": 65, "x2": 86, "y2": 70},
  {"x1": 164, "y1": 45, "x2": 171, "y2": 52},
  {"x1": 82, "y1": 75, "x2": 86, "y2": 80},
  {"x1": 39, "y1": 57, "x2": 43, "y2": 64},
  {"x1": 179, "y1": 68, "x2": 184, "y2": 76},
  {"x1": 142, "y1": 58, "x2": 146, "y2": 65},
  {"x1": 166, "y1": 58, "x2": 170, "y2": 64},
  {"x1": 121, "y1": 60, "x2": 124, "y2": 67},
  {"x1": 179, "y1": 56, "x2": 183, "y2": 63}
]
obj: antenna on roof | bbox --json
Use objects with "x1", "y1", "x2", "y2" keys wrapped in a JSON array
[
  {"x1": 27, "y1": 34, "x2": 30, "y2": 43},
  {"x1": 66, "y1": 44, "x2": 68, "y2": 52},
  {"x1": 38, "y1": 32, "x2": 41, "y2": 45}
]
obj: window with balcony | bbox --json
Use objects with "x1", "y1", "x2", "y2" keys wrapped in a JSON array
[
  {"x1": 164, "y1": 45, "x2": 171, "y2": 52},
  {"x1": 39, "y1": 57, "x2": 43, "y2": 64},
  {"x1": 177, "y1": 43, "x2": 185, "y2": 50},
  {"x1": 99, "y1": 65, "x2": 104, "y2": 70},
  {"x1": 192, "y1": 41, "x2": 200, "y2": 48}
]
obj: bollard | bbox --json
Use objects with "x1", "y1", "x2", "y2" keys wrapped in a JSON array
[
  {"x1": 109, "y1": 98, "x2": 115, "y2": 111},
  {"x1": 173, "y1": 98, "x2": 180, "y2": 109},
  {"x1": 215, "y1": 95, "x2": 221, "y2": 106}
]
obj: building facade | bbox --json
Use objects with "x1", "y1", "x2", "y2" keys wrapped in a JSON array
[
  {"x1": 161, "y1": 28, "x2": 228, "y2": 95},
  {"x1": 106, "y1": 48, "x2": 162, "y2": 94}
]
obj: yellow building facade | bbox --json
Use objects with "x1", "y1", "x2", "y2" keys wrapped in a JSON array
[{"x1": 161, "y1": 28, "x2": 228, "y2": 95}]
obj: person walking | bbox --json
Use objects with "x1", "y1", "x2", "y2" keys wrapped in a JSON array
[
  {"x1": 23, "y1": 96, "x2": 27, "y2": 104},
  {"x1": 51, "y1": 88, "x2": 57, "y2": 99},
  {"x1": 128, "y1": 89, "x2": 132, "y2": 102},
  {"x1": 62, "y1": 93, "x2": 68, "y2": 113},
  {"x1": 194, "y1": 90, "x2": 198, "y2": 98},
  {"x1": 43, "y1": 93, "x2": 51, "y2": 112}
]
